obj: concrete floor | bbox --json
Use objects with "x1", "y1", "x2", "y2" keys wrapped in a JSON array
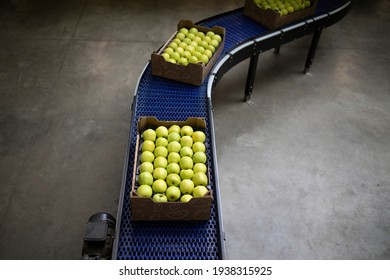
[{"x1": 0, "y1": 0, "x2": 389, "y2": 260}]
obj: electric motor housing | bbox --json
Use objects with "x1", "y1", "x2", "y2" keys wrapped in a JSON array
[{"x1": 82, "y1": 212, "x2": 116, "y2": 260}]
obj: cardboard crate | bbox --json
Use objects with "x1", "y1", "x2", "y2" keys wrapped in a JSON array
[
  {"x1": 151, "y1": 20, "x2": 225, "y2": 86},
  {"x1": 130, "y1": 117, "x2": 212, "y2": 221},
  {"x1": 244, "y1": 0, "x2": 318, "y2": 29}
]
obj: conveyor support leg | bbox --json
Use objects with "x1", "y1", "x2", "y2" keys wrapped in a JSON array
[
  {"x1": 304, "y1": 29, "x2": 323, "y2": 74},
  {"x1": 245, "y1": 53, "x2": 260, "y2": 102}
]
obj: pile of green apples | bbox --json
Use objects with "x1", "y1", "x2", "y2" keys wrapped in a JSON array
[
  {"x1": 161, "y1": 27, "x2": 222, "y2": 66},
  {"x1": 253, "y1": 0, "x2": 312, "y2": 16},
  {"x1": 136, "y1": 124, "x2": 209, "y2": 203}
]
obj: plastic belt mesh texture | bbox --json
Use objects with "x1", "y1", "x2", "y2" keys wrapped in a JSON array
[
  {"x1": 115, "y1": 10, "x2": 267, "y2": 261},
  {"x1": 116, "y1": 0, "x2": 349, "y2": 260},
  {"x1": 117, "y1": 66, "x2": 220, "y2": 260}
]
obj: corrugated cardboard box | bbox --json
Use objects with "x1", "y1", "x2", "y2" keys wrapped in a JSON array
[
  {"x1": 151, "y1": 20, "x2": 225, "y2": 86},
  {"x1": 130, "y1": 117, "x2": 212, "y2": 221},
  {"x1": 244, "y1": 0, "x2": 318, "y2": 29}
]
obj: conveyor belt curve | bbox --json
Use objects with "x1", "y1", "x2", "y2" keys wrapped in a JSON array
[{"x1": 113, "y1": 0, "x2": 352, "y2": 260}]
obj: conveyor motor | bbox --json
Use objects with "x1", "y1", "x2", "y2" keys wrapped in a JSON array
[{"x1": 82, "y1": 212, "x2": 116, "y2": 260}]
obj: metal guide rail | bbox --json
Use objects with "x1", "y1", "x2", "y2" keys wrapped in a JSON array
[{"x1": 113, "y1": 0, "x2": 352, "y2": 260}]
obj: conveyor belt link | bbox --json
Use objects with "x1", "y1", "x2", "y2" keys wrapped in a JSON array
[{"x1": 114, "y1": 0, "x2": 351, "y2": 260}]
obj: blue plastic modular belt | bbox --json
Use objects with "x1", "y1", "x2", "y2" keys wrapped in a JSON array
[{"x1": 116, "y1": 0, "x2": 349, "y2": 260}]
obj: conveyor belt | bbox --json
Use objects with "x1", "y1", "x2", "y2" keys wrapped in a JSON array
[{"x1": 113, "y1": 0, "x2": 352, "y2": 260}]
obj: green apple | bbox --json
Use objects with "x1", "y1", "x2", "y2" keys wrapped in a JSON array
[
  {"x1": 203, "y1": 36, "x2": 212, "y2": 43},
  {"x1": 199, "y1": 39, "x2": 209, "y2": 48},
  {"x1": 192, "y1": 131, "x2": 206, "y2": 143},
  {"x1": 209, "y1": 39, "x2": 219, "y2": 48},
  {"x1": 171, "y1": 52, "x2": 181, "y2": 61},
  {"x1": 193, "y1": 151, "x2": 207, "y2": 164},
  {"x1": 166, "y1": 173, "x2": 181, "y2": 187},
  {"x1": 189, "y1": 56, "x2": 198, "y2": 64},
  {"x1": 154, "y1": 156, "x2": 168, "y2": 168},
  {"x1": 167, "y1": 58, "x2": 176, "y2": 64},
  {"x1": 280, "y1": 8, "x2": 288, "y2": 15},
  {"x1": 206, "y1": 31, "x2": 215, "y2": 38},
  {"x1": 193, "y1": 172, "x2": 208, "y2": 186},
  {"x1": 195, "y1": 46, "x2": 205, "y2": 54},
  {"x1": 168, "y1": 124, "x2": 181, "y2": 134},
  {"x1": 206, "y1": 45, "x2": 216, "y2": 53},
  {"x1": 139, "y1": 162, "x2": 154, "y2": 173},
  {"x1": 141, "y1": 140, "x2": 155, "y2": 153},
  {"x1": 193, "y1": 185, "x2": 208, "y2": 198},
  {"x1": 180, "y1": 169, "x2": 194, "y2": 180},
  {"x1": 189, "y1": 41, "x2": 198, "y2": 48},
  {"x1": 209, "y1": 34, "x2": 222, "y2": 45},
  {"x1": 137, "y1": 185, "x2": 153, "y2": 198},
  {"x1": 140, "y1": 151, "x2": 154, "y2": 163},
  {"x1": 178, "y1": 57, "x2": 188, "y2": 66},
  {"x1": 153, "y1": 167, "x2": 167, "y2": 180},
  {"x1": 193, "y1": 51, "x2": 202, "y2": 59},
  {"x1": 179, "y1": 156, "x2": 193, "y2": 170},
  {"x1": 161, "y1": 52, "x2": 170, "y2": 61},
  {"x1": 204, "y1": 49, "x2": 213, "y2": 59},
  {"x1": 293, "y1": 4, "x2": 300, "y2": 11},
  {"x1": 167, "y1": 141, "x2": 181, "y2": 153},
  {"x1": 185, "y1": 45, "x2": 196, "y2": 53},
  {"x1": 169, "y1": 42, "x2": 178, "y2": 50},
  {"x1": 189, "y1": 27, "x2": 198, "y2": 34},
  {"x1": 172, "y1": 39, "x2": 182, "y2": 46},
  {"x1": 193, "y1": 36, "x2": 202, "y2": 44},
  {"x1": 167, "y1": 152, "x2": 181, "y2": 164},
  {"x1": 138, "y1": 172, "x2": 153, "y2": 186},
  {"x1": 167, "y1": 162, "x2": 180, "y2": 174},
  {"x1": 179, "y1": 42, "x2": 188, "y2": 49},
  {"x1": 199, "y1": 54, "x2": 209, "y2": 64},
  {"x1": 179, "y1": 28, "x2": 189, "y2": 35},
  {"x1": 180, "y1": 135, "x2": 193, "y2": 148},
  {"x1": 166, "y1": 186, "x2": 181, "y2": 202},
  {"x1": 164, "y1": 47, "x2": 175, "y2": 56},
  {"x1": 183, "y1": 38, "x2": 192, "y2": 45},
  {"x1": 176, "y1": 47, "x2": 184, "y2": 55},
  {"x1": 180, "y1": 179, "x2": 195, "y2": 195},
  {"x1": 154, "y1": 146, "x2": 168, "y2": 158},
  {"x1": 197, "y1": 31, "x2": 205, "y2": 39},
  {"x1": 186, "y1": 33, "x2": 195, "y2": 40},
  {"x1": 180, "y1": 125, "x2": 194, "y2": 137},
  {"x1": 192, "y1": 142, "x2": 206, "y2": 153},
  {"x1": 153, "y1": 193, "x2": 167, "y2": 202},
  {"x1": 180, "y1": 194, "x2": 193, "y2": 203},
  {"x1": 155, "y1": 137, "x2": 168, "y2": 147},
  {"x1": 182, "y1": 50, "x2": 192, "y2": 59},
  {"x1": 156, "y1": 126, "x2": 168, "y2": 138},
  {"x1": 212, "y1": 34, "x2": 222, "y2": 43},
  {"x1": 142, "y1": 129, "x2": 156, "y2": 142},
  {"x1": 167, "y1": 132, "x2": 181, "y2": 143},
  {"x1": 180, "y1": 146, "x2": 193, "y2": 158},
  {"x1": 152, "y1": 179, "x2": 167, "y2": 194},
  {"x1": 193, "y1": 163, "x2": 207, "y2": 174},
  {"x1": 175, "y1": 32, "x2": 185, "y2": 41}
]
